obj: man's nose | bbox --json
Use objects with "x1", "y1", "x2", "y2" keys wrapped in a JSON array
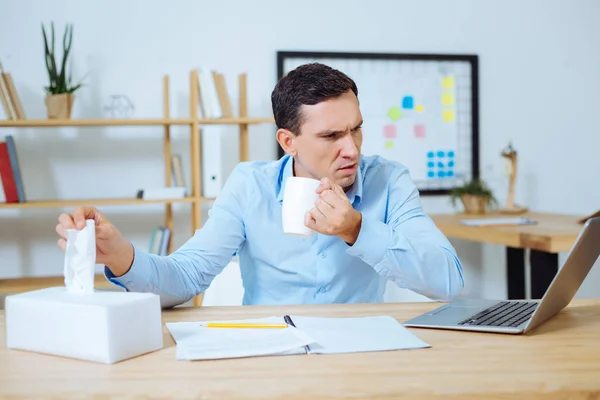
[{"x1": 340, "y1": 133, "x2": 359, "y2": 158}]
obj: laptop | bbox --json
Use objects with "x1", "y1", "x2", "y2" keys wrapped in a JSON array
[{"x1": 403, "y1": 217, "x2": 600, "y2": 334}]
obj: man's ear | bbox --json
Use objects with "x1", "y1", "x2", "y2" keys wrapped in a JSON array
[{"x1": 276, "y1": 128, "x2": 297, "y2": 156}]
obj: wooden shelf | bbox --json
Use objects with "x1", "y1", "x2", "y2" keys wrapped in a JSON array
[
  {"x1": 0, "y1": 118, "x2": 194, "y2": 127},
  {"x1": 0, "y1": 274, "x2": 112, "y2": 294},
  {"x1": 0, "y1": 117, "x2": 273, "y2": 127},
  {"x1": 196, "y1": 117, "x2": 274, "y2": 125},
  {"x1": 0, "y1": 197, "x2": 212, "y2": 209}
]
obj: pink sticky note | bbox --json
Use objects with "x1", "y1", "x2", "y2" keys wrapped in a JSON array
[
  {"x1": 414, "y1": 124, "x2": 426, "y2": 138},
  {"x1": 384, "y1": 125, "x2": 397, "y2": 139}
]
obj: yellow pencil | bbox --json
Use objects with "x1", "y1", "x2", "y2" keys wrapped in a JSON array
[{"x1": 205, "y1": 322, "x2": 288, "y2": 329}]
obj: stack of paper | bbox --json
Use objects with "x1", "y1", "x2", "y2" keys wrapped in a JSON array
[
  {"x1": 459, "y1": 217, "x2": 537, "y2": 227},
  {"x1": 166, "y1": 315, "x2": 430, "y2": 361}
]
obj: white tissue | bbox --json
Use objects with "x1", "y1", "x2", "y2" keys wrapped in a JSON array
[{"x1": 63, "y1": 219, "x2": 96, "y2": 294}]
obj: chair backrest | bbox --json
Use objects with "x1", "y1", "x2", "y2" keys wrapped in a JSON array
[{"x1": 201, "y1": 260, "x2": 244, "y2": 306}]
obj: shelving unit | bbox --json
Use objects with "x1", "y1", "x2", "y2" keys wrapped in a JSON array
[{"x1": 0, "y1": 70, "x2": 274, "y2": 304}]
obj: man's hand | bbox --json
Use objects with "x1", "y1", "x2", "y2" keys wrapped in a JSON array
[
  {"x1": 55, "y1": 206, "x2": 134, "y2": 277},
  {"x1": 305, "y1": 178, "x2": 362, "y2": 245}
]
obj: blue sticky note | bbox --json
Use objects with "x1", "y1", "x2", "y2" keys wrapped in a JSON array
[
  {"x1": 448, "y1": 151, "x2": 455, "y2": 158},
  {"x1": 427, "y1": 151, "x2": 435, "y2": 158},
  {"x1": 428, "y1": 161, "x2": 435, "y2": 168},
  {"x1": 437, "y1": 151, "x2": 445, "y2": 158},
  {"x1": 402, "y1": 96, "x2": 414, "y2": 109},
  {"x1": 438, "y1": 171, "x2": 446, "y2": 178},
  {"x1": 428, "y1": 171, "x2": 435, "y2": 178},
  {"x1": 447, "y1": 170, "x2": 454, "y2": 177},
  {"x1": 437, "y1": 162, "x2": 444, "y2": 168},
  {"x1": 448, "y1": 160, "x2": 455, "y2": 167}
]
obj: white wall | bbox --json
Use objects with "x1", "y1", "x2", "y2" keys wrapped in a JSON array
[{"x1": 1, "y1": 0, "x2": 599, "y2": 303}]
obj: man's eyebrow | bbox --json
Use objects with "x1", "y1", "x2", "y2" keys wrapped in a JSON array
[{"x1": 317, "y1": 120, "x2": 364, "y2": 136}]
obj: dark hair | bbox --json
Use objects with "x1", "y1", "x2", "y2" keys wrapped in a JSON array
[{"x1": 271, "y1": 62, "x2": 358, "y2": 135}]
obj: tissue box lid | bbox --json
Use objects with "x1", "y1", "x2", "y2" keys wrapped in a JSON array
[{"x1": 7, "y1": 286, "x2": 158, "y2": 308}]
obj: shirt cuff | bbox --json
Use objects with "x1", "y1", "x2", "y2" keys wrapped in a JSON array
[
  {"x1": 104, "y1": 245, "x2": 152, "y2": 292},
  {"x1": 346, "y1": 217, "x2": 393, "y2": 268}
]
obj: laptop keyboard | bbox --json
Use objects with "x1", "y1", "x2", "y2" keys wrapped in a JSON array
[{"x1": 458, "y1": 301, "x2": 538, "y2": 327}]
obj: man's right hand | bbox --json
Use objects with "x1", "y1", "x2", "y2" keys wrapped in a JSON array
[{"x1": 56, "y1": 206, "x2": 134, "y2": 277}]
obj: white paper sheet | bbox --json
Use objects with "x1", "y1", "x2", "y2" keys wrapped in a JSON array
[
  {"x1": 459, "y1": 217, "x2": 537, "y2": 227},
  {"x1": 166, "y1": 315, "x2": 430, "y2": 361},
  {"x1": 290, "y1": 315, "x2": 431, "y2": 354},
  {"x1": 166, "y1": 317, "x2": 314, "y2": 361}
]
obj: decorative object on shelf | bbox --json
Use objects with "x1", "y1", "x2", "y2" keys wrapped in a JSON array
[
  {"x1": 499, "y1": 142, "x2": 528, "y2": 214},
  {"x1": 42, "y1": 22, "x2": 85, "y2": 119},
  {"x1": 449, "y1": 178, "x2": 497, "y2": 214},
  {"x1": 0, "y1": 62, "x2": 26, "y2": 120},
  {"x1": 103, "y1": 95, "x2": 134, "y2": 118}
]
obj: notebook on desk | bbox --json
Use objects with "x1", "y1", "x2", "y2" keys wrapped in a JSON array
[{"x1": 166, "y1": 315, "x2": 430, "y2": 361}]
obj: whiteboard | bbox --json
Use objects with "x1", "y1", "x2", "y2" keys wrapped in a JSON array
[{"x1": 276, "y1": 52, "x2": 479, "y2": 195}]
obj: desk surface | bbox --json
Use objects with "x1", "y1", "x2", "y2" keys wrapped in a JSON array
[
  {"x1": 430, "y1": 212, "x2": 585, "y2": 253},
  {"x1": 1, "y1": 300, "x2": 599, "y2": 399}
]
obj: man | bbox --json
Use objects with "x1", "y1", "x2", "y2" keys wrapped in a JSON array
[{"x1": 56, "y1": 63, "x2": 464, "y2": 308}]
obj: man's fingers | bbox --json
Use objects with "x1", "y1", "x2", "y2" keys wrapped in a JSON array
[
  {"x1": 58, "y1": 212, "x2": 76, "y2": 230},
  {"x1": 316, "y1": 177, "x2": 332, "y2": 194},
  {"x1": 55, "y1": 223, "x2": 68, "y2": 240},
  {"x1": 72, "y1": 206, "x2": 100, "y2": 229},
  {"x1": 57, "y1": 238, "x2": 66, "y2": 251},
  {"x1": 321, "y1": 189, "x2": 346, "y2": 208},
  {"x1": 315, "y1": 196, "x2": 334, "y2": 216}
]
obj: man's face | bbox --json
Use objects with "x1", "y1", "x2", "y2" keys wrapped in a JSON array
[{"x1": 291, "y1": 90, "x2": 363, "y2": 190}]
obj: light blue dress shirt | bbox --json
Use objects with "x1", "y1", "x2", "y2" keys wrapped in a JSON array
[{"x1": 106, "y1": 154, "x2": 464, "y2": 308}]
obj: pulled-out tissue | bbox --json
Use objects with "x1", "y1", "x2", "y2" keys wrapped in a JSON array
[{"x1": 63, "y1": 219, "x2": 96, "y2": 293}]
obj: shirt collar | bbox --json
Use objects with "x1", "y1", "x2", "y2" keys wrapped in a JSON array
[{"x1": 276, "y1": 155, "x2": 364, "y2": 206}]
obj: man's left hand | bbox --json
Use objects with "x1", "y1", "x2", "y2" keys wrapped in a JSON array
[{"x1": 305, "y1": 178, "x2": 362, "y2": 245}]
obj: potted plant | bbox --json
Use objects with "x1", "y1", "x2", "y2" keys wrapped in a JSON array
[
  {"x1": 449, "y1": 178, "x2": 497, "y2": 214},
  {"x1": 42, "y1": 22, "x2": 83, "y2": 119}
]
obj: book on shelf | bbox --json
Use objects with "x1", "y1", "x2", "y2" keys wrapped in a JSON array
[
  {"x1": 196, "y1": 68, "x2": 234, "y2": 119},
  {"x1": 0, "y1": 63, "x2": 25, "y2": 120},
  {"x1": 0, "y1": 135, "x2": 25, "y2": 203},
  {"x1": 149, "y1": 226, "x2": 171, "y2": 256},
  {"x1": 171, "y1": 154, "x2": 187, "y2": 193}
]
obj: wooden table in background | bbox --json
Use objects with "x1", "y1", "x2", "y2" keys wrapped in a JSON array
[
  {"x1": 430, "y1": 212, "x2": 585, "y2": 299},
  {"x1": 1, "y1": 300, "x2": 599, "y2": 399}
]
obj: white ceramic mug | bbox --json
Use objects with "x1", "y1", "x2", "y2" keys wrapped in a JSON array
[{"x1": 282, "y1": 176, "x2": 321, "y2": 237}]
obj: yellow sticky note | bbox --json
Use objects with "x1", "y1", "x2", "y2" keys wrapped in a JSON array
[
  {"x1": 385, "y1": 141, "x2": 393, "y2": 149},
  {"x1": 415, "y1": 105, "x2": 424, "y2": 112},
  {"x1": 442, "y1": 93, "x2": 454, "y2": 106},
  {"x1": 443, "y1": 109, "x2": 455, "y2": 123},
  {"x1": 442, "y1": 76, "x2": 455, "y2": 89},
  {"x1": 387, "y1": 106, "x2": 401, "y2": 121}
]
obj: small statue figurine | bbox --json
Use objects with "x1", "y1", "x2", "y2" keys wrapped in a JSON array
[{"x1": 500, "y1": 142, "x2": 528, "y2": 214}]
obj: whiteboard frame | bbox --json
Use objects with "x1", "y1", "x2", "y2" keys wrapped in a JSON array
[{"x1": 275, "y1": 51, "x2": 480, "y2": 196}]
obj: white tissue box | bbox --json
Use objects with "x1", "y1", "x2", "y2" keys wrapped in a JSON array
[{"x1": 5, "y1": 287, "x2": 163, "y2": 364}]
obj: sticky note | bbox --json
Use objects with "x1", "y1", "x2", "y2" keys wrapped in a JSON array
[
  {"x1": 385, "y1": 141, "x2": 393, "y2": 149},
  {"x1": 442, "y1": 76, "x2": 454, "y2": 89},
  {"x1": 414, "y1": 124, "x2": 426, "y2": 138},
  {"x1": 437, "y1": 151, "x2": 445, "y2": 158},
  {"x1": 427, "y1": 171, "x2": 435, "y2": 178},
  {"x1": 415, "y1": 105, "x2": 424, "y2": 112},
  {"x1": 387, "y1": 106, "x2": 402, "y2": 121},
  {"x1": 443, "y1": 109, "x2": 455, "y2": 123},
  {"x1": 442, "y1": 93, "x2": 454, "y2": 106},
  {"x1": 384, "y1": 125, "x2": 397, "y2": 139},
  {"x1": 427, "y1": 151, "x2": 435, "y2": 158},
  {"x1": 402, "y1": 96, "x2": 414, "y2": 109}
]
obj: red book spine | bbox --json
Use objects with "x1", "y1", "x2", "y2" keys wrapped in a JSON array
[{"x1": 0, "y1": 142, "x2": 18, "y2": 203}]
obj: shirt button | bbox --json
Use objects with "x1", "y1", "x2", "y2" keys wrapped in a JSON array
[
  {"x1": 320, "y1": 253, "x2": 327, "y2": 259},
  {"x1": 319, "y1": 287, "x2": 326, "y2": 293}
]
